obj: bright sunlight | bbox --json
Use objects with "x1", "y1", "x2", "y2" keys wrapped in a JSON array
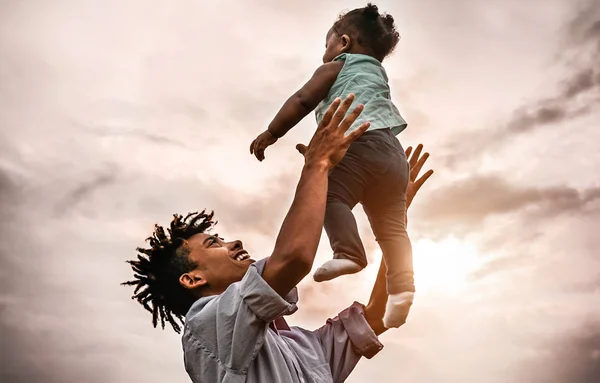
[{"x1": 363, "y1": 236, "x2": 483, "y2": 295}]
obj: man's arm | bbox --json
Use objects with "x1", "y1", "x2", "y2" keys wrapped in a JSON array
[
  {"x1": 262, "y1": 161, "x2": 328, "y2": 295},
  {"x1": 262, "y1": 95, "x2": 369, "y2": 297},
  {"x1": 312, "y1": 302, "x2": 384, "y2": 382},
  {"x1": 364, "y1": 259, "x2": 389, "y2": 336},
  {"x1": 267, "y1": 61, "x2": 343, "y2": 138},
  {"x1": 364, "y1": 144, "x2": 434, "y2": 335}
]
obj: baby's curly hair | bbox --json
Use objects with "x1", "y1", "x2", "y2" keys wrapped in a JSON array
[
  {"x1": 333, "y1": 3, "x2": 400, "y2": 62},
  {"x1": 121, "y1": 210, "x2": 216, "y2": 333}
]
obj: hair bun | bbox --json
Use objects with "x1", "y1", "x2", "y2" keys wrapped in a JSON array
[
  {"x1": 382, "y1": 13, "x2": 395, "y2": 28},
  {"x1": 363, "y1": 3, "x2": 380, "y2": 20}
]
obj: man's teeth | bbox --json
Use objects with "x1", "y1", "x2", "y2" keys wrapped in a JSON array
[{"x1": 234, "y1": 253, "x2": 250, "y2": 261}]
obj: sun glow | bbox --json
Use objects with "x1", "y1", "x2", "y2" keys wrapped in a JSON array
[{"x1": 363, "y1": 236, "x2": 483, "y2": 295}]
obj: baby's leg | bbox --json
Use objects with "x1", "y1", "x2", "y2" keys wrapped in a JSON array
[
  {"x1": 364, "y1": 157, "x2": 414, "y2": 328},
  {"x1": 314, "y1": 194, "x2": 366, "y2": 282},
  {"x1": 313, "y1": 150, "x2": 369, "y2": 282}
]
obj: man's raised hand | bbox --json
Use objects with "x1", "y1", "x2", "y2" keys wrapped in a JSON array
[
  {"x1": 405, "y1": 144, "x2": 434, "y2": 208},
  {"x1": 297, "y1": 94, "x2": 369, "y2": 169}
]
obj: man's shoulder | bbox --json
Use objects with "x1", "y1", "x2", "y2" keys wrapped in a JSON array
[
  {"x1": 185, "y1": 295, "x2": 219, "y2": 324},
  {"x1": 185, "y1": 260, "x2": 267, "y2": 321},
  {"x1": 183, "y1": 257, "x2": 299, "y2": 337},
  {"x1": 184, "y1": 259, "x2": 268, "y2": 331}
]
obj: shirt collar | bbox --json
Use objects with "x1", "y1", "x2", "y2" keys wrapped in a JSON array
[{"x1": 186, "y1": 257, "x2": 299, "y2": 323}]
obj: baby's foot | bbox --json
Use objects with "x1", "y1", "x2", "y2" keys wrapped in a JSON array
[
  {"x1": 313, "y1": 259, "x2": 363, "y2": 282},
  {"x1": 383, "y1": 292, "x2": 415, "y2": 328}
]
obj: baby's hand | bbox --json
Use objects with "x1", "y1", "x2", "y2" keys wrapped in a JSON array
[{"x1": 250, "y1": 130, "x2": 278, "y2": 161}]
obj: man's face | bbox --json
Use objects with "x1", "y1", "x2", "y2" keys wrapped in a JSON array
[{"x1": 180, "y1": 233, "x2": 255, "y2": 296}]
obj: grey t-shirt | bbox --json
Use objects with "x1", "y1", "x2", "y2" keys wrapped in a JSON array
[{"x1": 182, "y1": 258, "x2": 384, "y2": 382}]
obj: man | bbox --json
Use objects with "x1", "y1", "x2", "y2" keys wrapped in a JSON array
[{"x1": 123, "y1": 95, "x2": 434, "y2": 382}]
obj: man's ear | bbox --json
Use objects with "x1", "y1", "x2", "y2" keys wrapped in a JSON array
[
  {"x1": 340, "y1": 34, "x2": 352, "y2": 52},
  {"x1": 179, "y1": 271, "x2": 207, "y2": 290}
]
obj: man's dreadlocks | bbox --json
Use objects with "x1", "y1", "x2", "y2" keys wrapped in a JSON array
[{"x1": 122, "y1": 210, "x2": 216, "y2": 333}]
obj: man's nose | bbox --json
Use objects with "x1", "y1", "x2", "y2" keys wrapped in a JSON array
[{"x1": 229, "y1": 240, "x2": 243, "y2": 250}]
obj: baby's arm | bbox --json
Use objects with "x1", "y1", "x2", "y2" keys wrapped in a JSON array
[{"x1": 267, "y1": 61, "x2": 344, "y2": 138}]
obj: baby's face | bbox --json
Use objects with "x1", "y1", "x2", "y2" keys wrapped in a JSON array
[{"x1": 322, "y1": 28, "x2": 344, "y2": 63}]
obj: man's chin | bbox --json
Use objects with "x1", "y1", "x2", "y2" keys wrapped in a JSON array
[{"x1": 230, "y1": 257, "x2": 255, "y2": 267}]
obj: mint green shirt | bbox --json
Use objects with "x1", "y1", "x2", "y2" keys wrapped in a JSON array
[{"x1": 315, "y1": 53, "x2": 407, "y2": 135}]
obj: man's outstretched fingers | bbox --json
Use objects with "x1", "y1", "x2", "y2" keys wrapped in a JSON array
[
  {"x1": 330, "y1": 94, "x2": 356, "y2": 129},
  {"x1": 413, "y1": 169, "x2": 434, "y2": 192},
  {"x1": 405, "y1": 146, "x2": 413, "y2": 159},
  {"x1": 345, "y1": 121, "x2": 370, "y2": 144},
  {"x1": 410, "y1": 152, "x2": 429, "y2": 182},
  {"x1": 338, "y1": 103, "x2": 364, "y2": 133},
  {"x1": 409, "y1": 144, "x2": 423, "y2": 168},
  {"x1": 319, "y1": 97, "x2": 341, "y2": 129},
  {"x1": 415, "y1": 152, "x2": 428, "y2": 172},
  {"x1": 296, "y1": 143, "x2": 308, "y2": 156}
]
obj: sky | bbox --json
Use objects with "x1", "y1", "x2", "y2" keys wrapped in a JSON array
[{"x1": 0, "y1": 0, "x2": 599, "y2": 382}]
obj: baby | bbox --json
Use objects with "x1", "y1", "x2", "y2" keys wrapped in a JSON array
[{"x1": 250, "y1": 3, "x2": 413, "y2": 328}]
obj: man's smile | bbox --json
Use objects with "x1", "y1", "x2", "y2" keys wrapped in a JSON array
[{"x1": 231, "y1": 250, "x2": 255, "y2": 264}]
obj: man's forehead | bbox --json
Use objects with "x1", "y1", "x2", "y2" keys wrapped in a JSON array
[
  {"x1": 187, "y1": 233, "x2": 211, "y2": 246},
  {"x1": 187, "y1": 232, "x2": 226, "y2": 245}
]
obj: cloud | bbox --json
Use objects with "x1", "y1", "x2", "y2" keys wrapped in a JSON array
[
  {"x1": 0, "y1": 170, "x2": 14, "y2": 207},
  {"x1": 512, "y1": 321, "x2": 600, "y2": 383},
  {"x1": 414, "y1": 174, "x2": 600, "y2": 238},
  {"x1": 506, "y1": 0, "x2": 600, "y2": 134},
  {"x1": 505, "y1": 67, "x2": 599, "y2": 135},
  {"x1": 53, "y1": 165, "x2": 120, "y2": 215},
  {"x1": 568, "y1": 1, "x2": 600, "y2": 45},
  {"x1": 512, "y1": 1, "x2": 600, "y2": 126},
  {"x1": 0, "y1": 320, "x2": 61, "y2": 383},
  {"x1": 1, "y1": 1, "x2": 599, "y2": 383},
  {"x1": 440, "y1": 2, "x2": 600, "y2": 166}
]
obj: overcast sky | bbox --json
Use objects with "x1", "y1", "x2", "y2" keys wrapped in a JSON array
[{"x1": 1, "y1": 0, "x2": 599, "y2": 382}]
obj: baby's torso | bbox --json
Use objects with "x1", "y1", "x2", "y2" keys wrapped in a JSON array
[{"x1": 315, "y1": 53, "x2": 407, "y2": 136}]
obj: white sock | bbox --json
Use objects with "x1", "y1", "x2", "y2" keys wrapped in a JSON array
[
  {"x1": 313, "y1": 259, "x2": 363, "y2": 282},
  {"x1": 383, "y1": 292, "x2": 415, "y2": 328}
]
